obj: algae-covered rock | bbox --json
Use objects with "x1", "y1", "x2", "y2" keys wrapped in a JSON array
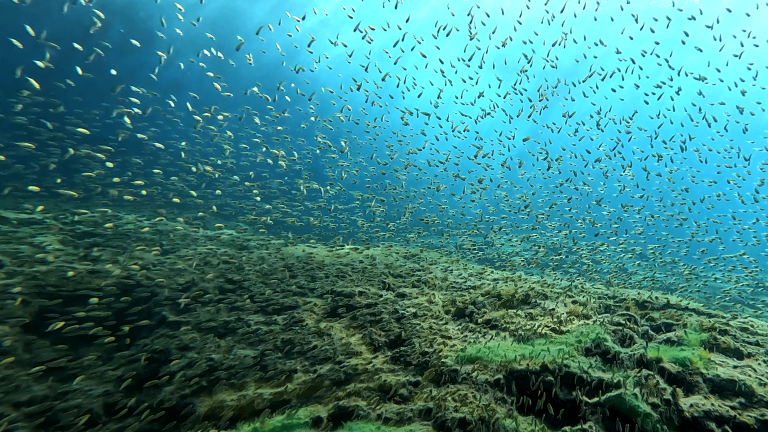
[
  {"x1": 454, "y1": 325, "x2": 610, "y2": 366},
  {"x1": 3, "y1": 209, "x2": 768, "y2": 432},
  {"x1": 231, "y1": 408, "x2": 431, "y2": 432},
  {"x1": 598, "y1": 390, "x2": 663, "y2": 432},
  {"x1": 233, "y1": 408, "x2": 318, "y2": 432}
]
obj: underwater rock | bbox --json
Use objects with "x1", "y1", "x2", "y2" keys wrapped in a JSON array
[{"x1": 1, "y1": 210, "x2": 768, "y2": 432}]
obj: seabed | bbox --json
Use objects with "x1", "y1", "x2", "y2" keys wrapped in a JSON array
[{"x1": 1, "y1": 208, "x2": 767, "y2": 432}]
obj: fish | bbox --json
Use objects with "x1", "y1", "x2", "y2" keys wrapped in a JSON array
[{"x1": 0, "y1": 10, "x2": 766, "y2": 429}]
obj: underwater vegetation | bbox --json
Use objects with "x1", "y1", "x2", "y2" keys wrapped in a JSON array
[
  {"x1": 232, "y1": 408, "x2": 318, "y2": 432},
  {"x1": 1, "y1": 209, "x2": 768, "y2": 432},
  {"x1": 454, "y1": 325, "x2": 612, "y2": 366},
  {"x1": 231, "y1": 407, "x2": 432, "y2": 432},
  {"x1": 646, "y1": 327, "x2": 712, "y2": 371}
]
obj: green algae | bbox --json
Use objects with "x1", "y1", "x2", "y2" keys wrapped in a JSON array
[
  {"x1": 600, "y1": 390, "x2": 671, "y2": 432},
  {"x1": 497, "y1": 413, "x2": 548, "y2": 432},
  {"x1": 648, "y1": 327, "x2": 712, "y2": 370},
  {"x1": 232, "y1": 408, "x2": 316, "y2": 432},
  {"x1": 231, "y1": 408, "x2": 430, "y2": 432},
  {"x1": 647, "y1": 344, "x2": 711, "y2": 370},
  {"x1": 337, "y1": 421, "x2": 431, "y2": 432},
  {"x1": 454, "y1": 325, "x2": 610, "y2": 365}
]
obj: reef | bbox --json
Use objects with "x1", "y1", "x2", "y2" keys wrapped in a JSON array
[{"x1": 2, "y1": 207, "x2": 768, "y2": 432}]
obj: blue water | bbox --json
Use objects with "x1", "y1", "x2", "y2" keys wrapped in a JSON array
[{"x1": 1, "y1": 0, "x2": 767, "y2": 308}]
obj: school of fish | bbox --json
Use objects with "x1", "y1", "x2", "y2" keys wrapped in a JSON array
[{"x1": 2, "y1": 0, "x2": 768, "y2": 318}]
